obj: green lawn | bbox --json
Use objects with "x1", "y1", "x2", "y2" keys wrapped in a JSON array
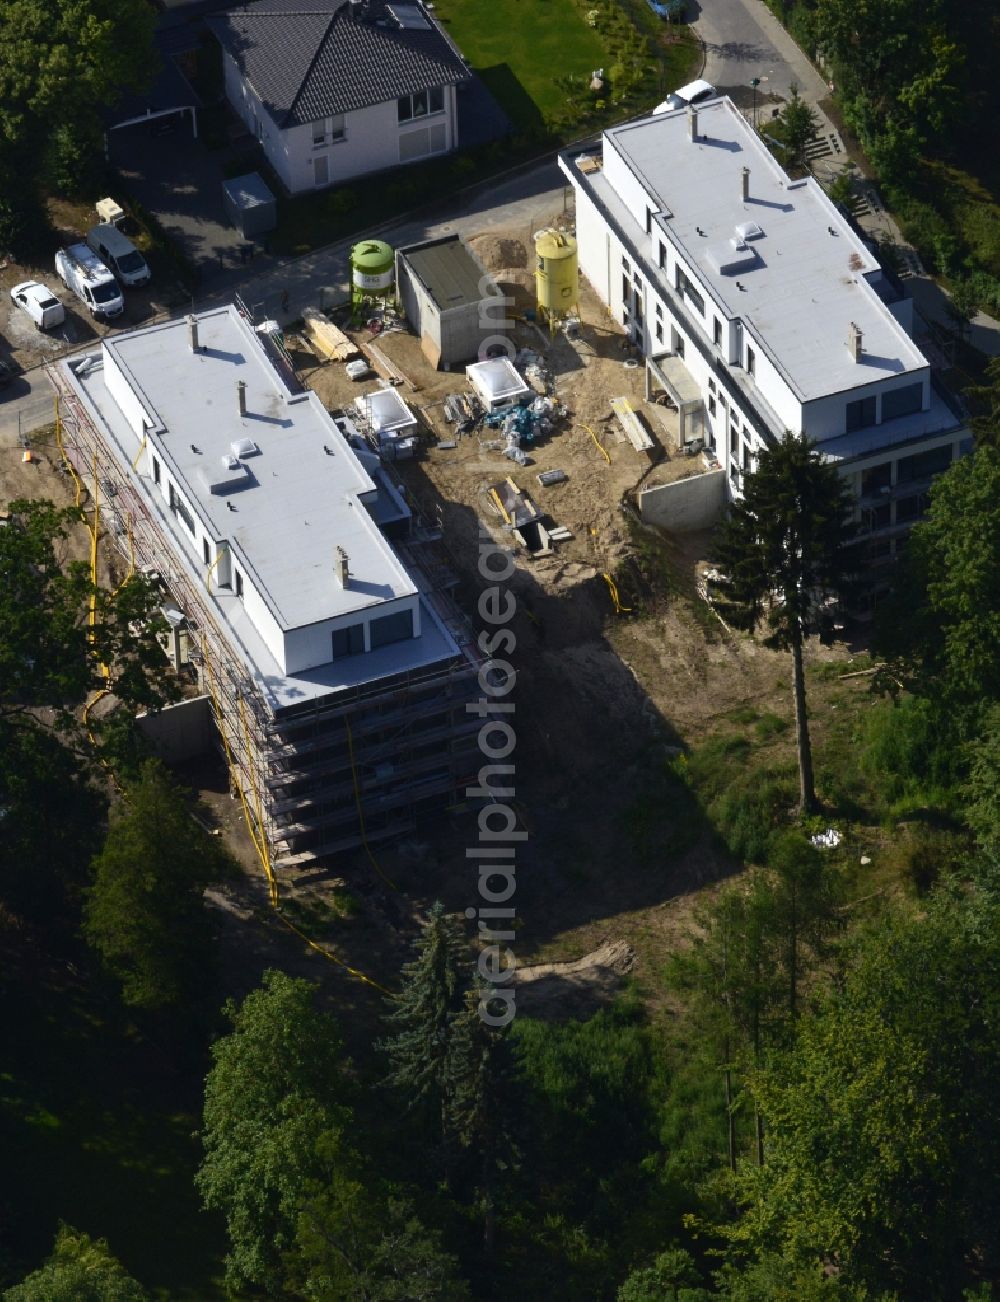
[{"x1": 433, "y1": 0, "x2": 609, "y2": 130}]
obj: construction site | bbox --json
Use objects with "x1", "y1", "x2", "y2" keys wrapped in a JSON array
[{"x1": 0, "y1": 183, "x2": 870, "y2": 1011}]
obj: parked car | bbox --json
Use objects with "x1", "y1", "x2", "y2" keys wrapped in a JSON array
[
  {"x1": 86, "y1": 223, "x2": 150, "y2": 288},
  {"x1": 55, "y1": 244, "x2": 125, "y2": 320},
  {"x1": 654, "y1": 79, "x2": 718, "y2": 113},
  {"x1": 9, "y1": 280, "x2": 66, "y2": 331}
]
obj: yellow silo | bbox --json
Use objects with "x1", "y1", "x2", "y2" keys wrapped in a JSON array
[{"x1": 534, "y1": 228, "x2": 579, "y2": 331}]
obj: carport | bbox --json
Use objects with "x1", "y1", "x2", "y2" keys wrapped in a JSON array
[{"x1": 104, "y1": 56, "x2": 200, "y2": 153}]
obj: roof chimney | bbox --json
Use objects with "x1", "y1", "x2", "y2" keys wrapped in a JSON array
[
  {"x1": 187, "y1": 313, "x2": 200, "y2": 353},
  {"x1": 334, "y1": 546, "x2": 349, "y2": 589},
  {"x1": 741, "y1": 166, "x2": 750, "y2": 202},
  {"x1": 687, "y1": 105, "x2": 698, "y2": 141},
  {"x1": 237, "y1": 380, "x2": 247, "y2": 416},
  {"x1": 848, "y1": 322, "x2": 863, "y2": 362}
]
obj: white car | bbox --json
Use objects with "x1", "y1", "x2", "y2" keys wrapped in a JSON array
[{"x1": 10, "y1": 280, "x2": 66, "y2": 331}]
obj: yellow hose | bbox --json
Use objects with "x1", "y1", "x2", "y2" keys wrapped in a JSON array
[{"x1": 582, "y1": 423, "x2": 611, "y2": 465}]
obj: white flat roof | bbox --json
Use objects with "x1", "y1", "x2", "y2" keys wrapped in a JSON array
[
  {"x1": 100, "y1": 307, "x2": 416, "y2": 631},
  {"x1": 604, "y1": 99, "x2": 928, "y2": 402}
]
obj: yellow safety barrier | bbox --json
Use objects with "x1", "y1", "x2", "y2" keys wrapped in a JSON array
[{"x1": 201, "y1": 636, "x2": 390, "y2": 993}]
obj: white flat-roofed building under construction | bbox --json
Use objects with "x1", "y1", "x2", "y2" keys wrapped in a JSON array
[{"x1": 49, "y1": 304, "x2": 483, "y2": 867}]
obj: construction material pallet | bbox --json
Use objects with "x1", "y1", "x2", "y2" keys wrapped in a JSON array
[{"x1": 610, "y1": 396, "x2": 654, "y2": 452}]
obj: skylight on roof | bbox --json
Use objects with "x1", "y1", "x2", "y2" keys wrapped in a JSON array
[{"x1": 388, "y1": 4, "x2": 430, "y2": 27}]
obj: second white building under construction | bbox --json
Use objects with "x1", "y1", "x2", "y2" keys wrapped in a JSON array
[{"x1": 50, "y1": 305, "x2": 482, "y2": 867}]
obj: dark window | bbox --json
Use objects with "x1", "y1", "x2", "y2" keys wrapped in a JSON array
[
  {"x1": 168, "y1": 482, "x2": 195, "y2": 535},
  {"x1": 708, "y1": 377, "x2": 716, "y2": 393},
  {"x1": 746, "y1": 346, "x2": 755, "y2": 375},
  {"x1": 370, "y1": 608, "x2": 414, "y2": 649},
  {"x1": 622, "y1": 274, "x2": 630, "y2": 306},
  {"x1": 708, "y1": 394, "x2": 716, "y2": 416},
  {"x1": 152, "y1": 456, "x2": 161, "y2": 485},
  {"x1": 202, "y1": 538, "x2": 211, "y2": 565},
  {"x1": 713, "y1": 318, "x2": 722, "y2": 346},
  {"x1": 658, "y1": 241, "x2": 666, "y2": 269},
  {"x1": 675, "y1": 267, "x2": 705, "y2": 316},
  {"x1": 896, "y1": 444, "x2": 952, "y2": 484},
  {"x1": 742, "y1": 440, "x2": 751, "y2": 471},
  {"x1": 332, "y1": 622, "x2": 365, "y2": 658},
  {"x1": 398, "y1": 89, "x2": 440, "y2": 122},
  {"x1": 861, "y1": 463, "x2": 891, "y2": 497},
  {"x1": 864, "y1": 502, "x2": 891, "y2": 530},
  {"x1": 846, "y1": 395, "x2": 877, "y2": 432},
  {"x1": 895, "y1": 493, "x2": 928, "y2": 524},
  {"x1": 235, "y1": 571, "x2": 244, "y2": 599},
  {"x1": 881, "y1": 382, "x2": 923, "y2": 421},
  {"x1": 655, "y1": 301, "x2": 663, "y2": 318},
  {"x1": 729, "y1": 426, "x2": 738, "y2": 456},
  {"x1": 622, "y1": 256, "x2": 630, "y2": 272},
  {"x1": 655, "y1": 321, "x2": 663, "y2": 344},
  {"x1": 646, "y1": 208, "x2": 652, "y2": 235}
]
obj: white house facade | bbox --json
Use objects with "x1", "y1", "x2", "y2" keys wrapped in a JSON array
[
  {"x1": 212, "y1": 0, "x2": 467, "y2": 195},
  {"x1": 561, "y1": 98, "x2": 969, "y2": 592}
]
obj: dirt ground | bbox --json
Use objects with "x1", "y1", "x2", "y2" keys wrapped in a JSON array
[{"x1": 278, "y1": 218, "x2": 857, "y2": 1015}]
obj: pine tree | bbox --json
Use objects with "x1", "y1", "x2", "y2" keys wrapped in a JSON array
[
  {"x1": 709, "y1": 432, "x2": 857, "y2": 812},
  {"x1": 379, "y1": 901, "x2": 469, "y2": 1138},
  {"x1": 444, "y1": 987, "x2": 521, "y2": 1258},
  {"x1": 83, "y1": 759, "x2": 234, "y2": 1012}
]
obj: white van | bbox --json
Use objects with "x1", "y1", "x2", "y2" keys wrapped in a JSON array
[
  {"x1": 653, "y1": 79, "x2": 718, "y2": 114},
  {"x1": 86, "y1": 223, "x2": 151, "y2": 288},
  {"x1": 55, "y1": 244, "x2": 125, "y2": 320}
]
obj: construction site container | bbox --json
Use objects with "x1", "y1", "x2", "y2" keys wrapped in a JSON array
[{"x1": 222, "y1": 172, "x2": 277, "y2": 239}]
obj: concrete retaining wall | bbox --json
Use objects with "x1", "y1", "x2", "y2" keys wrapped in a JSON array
[
  {"x1": 638, "y1": 469, "x2": 726, "y2": 531},
  {"x1": 136, "y1": 695, "x2": 215, "y2": 763}
]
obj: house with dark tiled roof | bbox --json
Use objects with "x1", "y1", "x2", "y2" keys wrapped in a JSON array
[{"x1": 210, "y1": 0, "x2": 469, "y2": 194}]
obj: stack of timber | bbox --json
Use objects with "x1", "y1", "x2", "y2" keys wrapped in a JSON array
[{"x1": 303, "y1": 308, "x2": 359, "y2": 361}]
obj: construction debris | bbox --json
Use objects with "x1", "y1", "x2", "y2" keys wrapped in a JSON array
[{"x1": 537, "y1": 468, "x2": 568, "y2": 486}]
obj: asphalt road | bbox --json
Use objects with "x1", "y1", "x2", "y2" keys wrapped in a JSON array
[{"x1": 690, "y1": 0, "x2": 829, "y2": 106}]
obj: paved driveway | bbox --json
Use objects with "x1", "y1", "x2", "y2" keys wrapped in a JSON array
[
  {"x1": 109, "y1": 119, "x2": 256, "y2": 284},
  {"x1": 689, "y1": 0, "x2": 829, "y2": 106}
]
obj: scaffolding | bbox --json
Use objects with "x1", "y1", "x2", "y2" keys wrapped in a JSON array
[{"x1": 47, "y1": 361, "x2": 484, "y2": 870}]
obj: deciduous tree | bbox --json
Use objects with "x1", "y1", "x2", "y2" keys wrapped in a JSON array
[
  {"x1": 3, "y1": 1224, "x2": 147, "y2": 1301},
  {"x1": 874, "y1": 447, "x2": 1000, "y2": 719},
  {"x1": 709, "y1": 434, "x2": 857, "y2": 812},
  {"x1": 196, "y1": 971, "x2": 353, "y2": 1293}
]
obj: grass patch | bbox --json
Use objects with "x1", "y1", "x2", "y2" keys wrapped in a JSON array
[
  {"x1": 433, "y1": 0, "x2": 608, "y2": 129},
  {"x1": 754, "y1": 711, "x2": 789, "y2": 741}
]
